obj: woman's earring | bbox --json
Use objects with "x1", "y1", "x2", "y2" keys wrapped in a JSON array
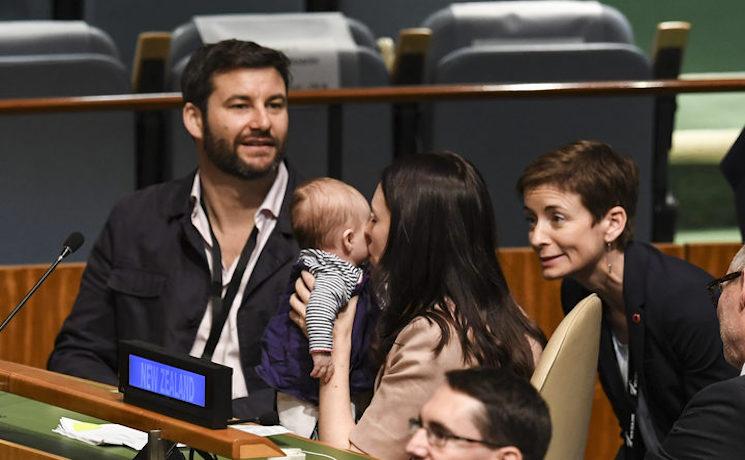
[{"x1": 606, "y1": 242, "x2": 612, "y2": 274}]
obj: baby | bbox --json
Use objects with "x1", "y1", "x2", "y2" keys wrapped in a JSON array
[
  {"x1": 292, "y1": 178, "x2": 370, "y2": 381},
  {"x1": 256, "y1": 177, "x2": 376, "y2": 436}
]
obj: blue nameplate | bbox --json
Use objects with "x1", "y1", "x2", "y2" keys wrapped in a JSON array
[
  {"x1": 118, "y1": 340, "x2": 231, "y2": 429},
  {"x1": 128, "y1": 355, "x2": 206, "y2": 407}
]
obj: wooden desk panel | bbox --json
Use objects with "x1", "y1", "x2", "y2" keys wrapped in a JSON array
[
  {"x1": 0, "y1": 360, "x2": 284, "y2": 459},
  {"x1": 0, "y1": 440, "x2": 66, "y2": 460}
]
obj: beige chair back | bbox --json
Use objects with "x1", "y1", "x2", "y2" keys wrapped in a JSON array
[{"x1": 531, "y1": 293, "x2": 602, "y2": 460}]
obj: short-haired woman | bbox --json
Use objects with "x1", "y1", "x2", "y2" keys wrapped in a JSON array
[{"x1": 517, "y1": 140, "x2": 737, "y2": 459}]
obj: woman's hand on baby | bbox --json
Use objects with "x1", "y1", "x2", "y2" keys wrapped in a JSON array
[
  {"x1": 289, "y1": 270, "x2": 315, "y2": 336},
  {"x1": 310, "y1": 352, "x2": 335, "y2": 383}
]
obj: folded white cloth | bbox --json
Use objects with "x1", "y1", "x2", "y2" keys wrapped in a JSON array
[{"x1": 53, "y1": 417, "x2": 148, "y2": 451}]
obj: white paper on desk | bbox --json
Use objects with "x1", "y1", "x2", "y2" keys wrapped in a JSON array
[
  {"x1": 53, "y1": 417, "x2": 148, "y2": 450},
  {"x1": 230, "y1": 424, "x2": 292, "y2": 437}
]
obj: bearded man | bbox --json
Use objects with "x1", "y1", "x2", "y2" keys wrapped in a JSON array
[{"x1": 48, "y1": 40, "x2": 300, "y2": 420}]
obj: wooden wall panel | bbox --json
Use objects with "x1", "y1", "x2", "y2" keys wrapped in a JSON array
[
  {"x1": 685, "y1": 242, "x2": 741, "y2": 277},
  {"x1": 655, "y1": 243, "x2": 685, "y2": 259},
  {"x1": 499, "y1": 248, "x2": 564, "y2": 336},
  {"x1": 0, "y1": 263, "x2": 84, "y2": 368}
]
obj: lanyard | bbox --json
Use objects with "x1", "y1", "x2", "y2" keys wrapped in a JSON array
[
  {"x1": 624, "y1": 371, "x2": 639, "y2": 448},
  {"x1": 200, "y1": 199, "x2": 259, "y2": 361},
  {"x1": 628, "y1": 369, "x2": 663, "y2": 454}
]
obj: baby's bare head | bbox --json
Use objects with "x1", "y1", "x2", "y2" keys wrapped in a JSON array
[{"x1": 291, "y1": 178, "x2": 370, "y2": 255}]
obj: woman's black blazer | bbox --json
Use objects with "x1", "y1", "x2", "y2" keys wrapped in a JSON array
[{"x1": 562, "y1": 241, "x2": 737, "y2": 459}]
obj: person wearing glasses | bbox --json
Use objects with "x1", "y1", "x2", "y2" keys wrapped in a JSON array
[
  {"x1": 406, "y1": 368, "x2": 551, "y2": 460},
  {"x1": 648, "y1": 245, "x2": 745, "y2": 459},
  {"x1": 517, "y1": 141, "x2": 737, "y2": 460}
]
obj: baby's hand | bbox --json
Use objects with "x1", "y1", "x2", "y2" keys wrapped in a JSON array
[{"x1": 310, "y1": 352, "x2": 334, "y2": 384}]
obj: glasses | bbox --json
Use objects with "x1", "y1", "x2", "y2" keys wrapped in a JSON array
[
  {"x1": 408, "y1": 417, "x2": 502, "y2": 449},
  {"x1": 706, "y1": 271, "x2": 742, "y2": 307}
]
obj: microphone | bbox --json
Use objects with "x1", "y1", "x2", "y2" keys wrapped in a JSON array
[
  {"x1": 61, "y1": 232, "x2": 85, "y2": 259},
  {"x1": 0, "y1": 232, "x2": 85, "y2": 334}
]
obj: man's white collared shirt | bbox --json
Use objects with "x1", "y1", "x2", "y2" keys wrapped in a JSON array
[{"x1": 188, "y1": 163, "x2": 288, "y2": 399}]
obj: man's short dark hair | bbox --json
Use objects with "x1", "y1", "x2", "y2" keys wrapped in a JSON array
[
  {"x1": 446, "y1": 368, "x2": 551, "y2": 460},
  {"x1": 180, "y1": 39, "x2": 291, "y2": 115}
]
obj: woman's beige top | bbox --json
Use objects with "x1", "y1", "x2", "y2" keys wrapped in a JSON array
[{"x1": 349, "y1": 316, "x2": 469, "y2": 459}]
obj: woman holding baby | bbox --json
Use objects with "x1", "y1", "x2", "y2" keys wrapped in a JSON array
[{"x1": 290, "y1": 151, "x2": 545, "y2": 459}]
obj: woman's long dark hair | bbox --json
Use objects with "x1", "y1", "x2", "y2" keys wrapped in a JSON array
[{"x1": 373, "y1": 152, "x2": 545, "y2": 379}]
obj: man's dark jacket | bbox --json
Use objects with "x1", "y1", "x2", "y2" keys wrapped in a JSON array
[
  {"x1": 562, "y1": 241, "x2": 737, "y2": 460},
  {"x1": 646, "y1": 375, "x2": 745, "y2": 460},
  {"x1": 48, "y1": 167, "x2": 299, "y2": 418}
]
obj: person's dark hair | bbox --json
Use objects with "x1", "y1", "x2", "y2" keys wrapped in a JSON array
[
  {"x1": 373, "y1": 151, "x2": 546, "y2": 378},
  {"x1": 516, "y1": 140, "x2": 639, "y2": 249},
  {"x1": 181, "y1": 39, "x2": 290, "y2": 116},
  {"x1": 446, "y1": 368, "x2": 551, "y2": 460}
]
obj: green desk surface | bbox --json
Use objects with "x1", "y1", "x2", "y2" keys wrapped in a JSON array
[{"x1": 0, "y1": 392, "x2": 370, "y2": 460}]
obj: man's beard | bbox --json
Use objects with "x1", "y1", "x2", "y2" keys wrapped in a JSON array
[{"x1": 202, "y1": 123, "x2": 285, "y2": 180}]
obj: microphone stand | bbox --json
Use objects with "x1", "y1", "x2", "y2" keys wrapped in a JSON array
[{"x1": 0, "y1": 250, "x2": 69, "y2": 334}]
